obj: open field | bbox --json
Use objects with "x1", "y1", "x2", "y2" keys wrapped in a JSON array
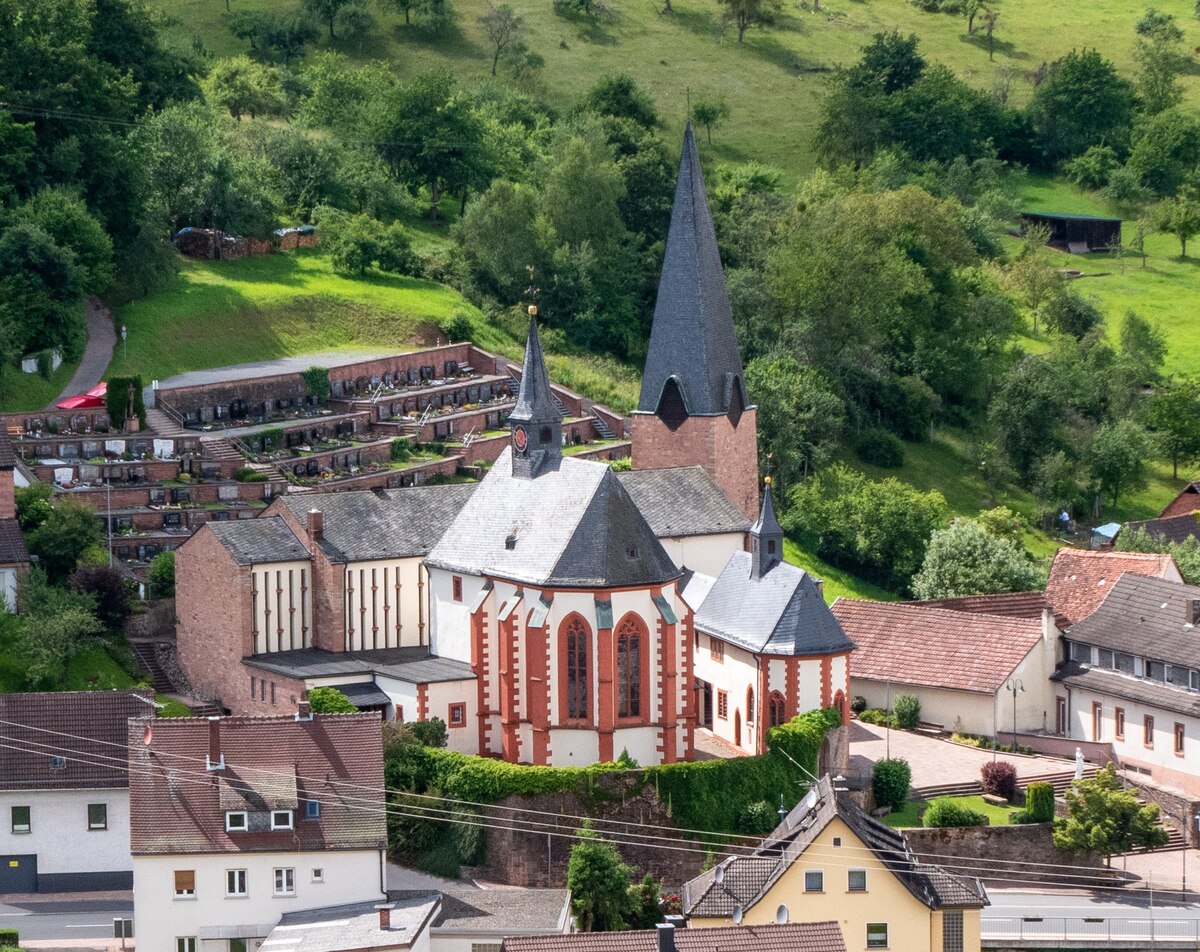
[{"x1": 0, "y1": 360, "x2": 78, "y2": 415}]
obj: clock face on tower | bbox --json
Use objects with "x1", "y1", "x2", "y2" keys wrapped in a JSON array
[{"x1": 513, "y1": 425, "x2": 528, "y2": 452}]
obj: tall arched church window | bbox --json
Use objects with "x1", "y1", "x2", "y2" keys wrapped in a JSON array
[
  {"x1": 616, "y1": 615, "x2": 645, "y2": 719},
  {"x1": 768, "y1": 691, "x2": 786, "y2": 729},
  {"x1": 747, "y1": 687, "x2": 756, "y2": 724},
  {"x1": 564, "y1": 615, "x2": 590, "y2": 721}
]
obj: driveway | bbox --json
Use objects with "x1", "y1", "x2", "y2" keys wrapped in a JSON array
[
  {"x1": 51, "y1": 297, "x2": 116, "y2": 407},
  {"x1": 849, "y1": 720, "x2": 1076, "y2": 789}
]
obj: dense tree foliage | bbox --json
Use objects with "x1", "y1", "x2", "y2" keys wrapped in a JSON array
[
  {"x1": 567, "y1": 822, "x2": 633, "y2": 931},
  {"x1": 1054, "y1": 764, "x2": 1168, "y2": 863},
  {"x1": 911, "y1": 521, "x2": 1042, "y2": 599}
]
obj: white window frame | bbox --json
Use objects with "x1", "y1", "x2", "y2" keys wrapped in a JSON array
[
  {"x1": 10, "y1": 805, "x2": 30, "y2": 834},
  {"x1": 176, "y1": 938, "x2": 197, "y2": 952},
  {"x1": 311, "y1": 868, "x2": 324, "y2": 883},
  {"x1": 803, "y1": 869, "x2": 823, "y2": 893},
  {"x1": 270, "y1": 809, "x2": 293, "y2": 830},
  {"x1": 226, "y1": 868, "x2": 248, "y2": 897},
  {"x1": 225, "y1": 811, "x2": 248, "y2": 832},
  {"x1": 867, "y1": 922, "x2": 889, "y2": 949},
  {"x1": 87, "y1": 802, "x2": 108, "y2": 831},
  {"x1": 274, "y1": 867, "x2": 296, "y2": 896},
  {"x1": 848, "y1": 868, "x2": 867, "y2": 892}
]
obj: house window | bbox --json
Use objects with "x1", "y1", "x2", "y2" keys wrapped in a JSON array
[
  {"x1": 803, "y1": 869, "x2": 823, "y2": 893},
  {"x1": 1115, "y1": 708, "x2": 1125, "y2": 741},
  {"x1": 10, "y1": 806, "x2": 30, "y2": 833},
  {"x1": 176, "y1": 939, "x2": 197, "y2": 952},
  {"x1": 226, "y1": 869, "x2": 248, "y2": 897},
  {"x1": 230, "y1": 941, "x2": 247, "y2": 952},
  {"x1": 225, "y1": 811, "x2": 248, "y2": 832},
  {"x1": 1092, "y1": 702, "x2": 1103, "y2": 742},
  {"x1": 271, "y1": 810, "x2": 293, "y2": 830},
  {"x1": 563, "y1": 615, "x2": 590, "y2": 721},
  {"x1": 449, "y1": 702, "x2": 466, "y2": 727},
  {"x1": 1175, "y1": 722, "x2": 1185, "y2": 756},
  {"x1": 747, "y1": 688, "x2": 755, "y2": 724},
  {"x1": 710, "y1": 638, "x2": 724, "y2": 663},
  {"x1": 250, "y1": 676, "x2": 256, "y2": 697},
  {"x1": 1145, "y1": 715, "x2": 1155, "y2": 748},
  {"x1": 174, "y1": 870, "x2": 195, "y2": 897},
  {"x1": 305, "y1": 800, "x2": 321, "y2": 819},
  {"x1": 848, "y1": 869, "x2": 867, "y2": 892},
  {"x1": 271, "y1": 682, "x2": 276, "y2": 704},
  {"x1": 470, "y1": 945, "x2": 503, "y2": 952},
  {"x1": 88, "y1": 803, "x2": 107, "y2": 831},
  {"x1": 866, "y1": 923, "x2": 889, "y2": 949},
  {"x1": 616, "y1": 615, "x2": 645, "y2": 719},
  {"x1": 943, "y1": 910, "x2": 964, "y2": 952},
  {"x1": 311, "y1": 868, "x2": 324, "y2": 883},
  {"x1": 452, "y1": 576, "x2": 463, "y2": 602},
  {"x1": 768, "y1": 691, "x2": 786, "y2": 729},
  {"x1": 274, "y1": 867, "x2": 295, "y2": 896},
  {"x1": 717, "y1": 691, "x2": 729, "y2": 720}
]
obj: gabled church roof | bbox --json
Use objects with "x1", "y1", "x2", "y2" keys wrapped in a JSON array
[
  {"x1": 638, "y1": 124, "x2": 746, "y2": 417},
  {"x1": 425, "y1": 447, "x2": 678, "y2": 588}
]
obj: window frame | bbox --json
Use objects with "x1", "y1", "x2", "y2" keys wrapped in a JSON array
[
  {"x1": 717, "y1": 690, "x2": 729, "y2": 721},
  {"x1": 230, "y1": 940, "x2": 247, "y2": 952},
  {"x1": 866, "y1": 922, "x2": 889, "y2": 950},
  {"x1": 176, "y1": 938, "x2": 197, "y2": 952},
  {"x1": 10, "y1": 805, "x2": 30, "y2": 834},
  {"x1": 305, "y1": 799, "x2": 321, "y2": 820},
  {"x1": 270, "y1": 809, "x2": 294, "y2": 831},
  {"x1": 311, "y1": 868, "x2": 324, "y2": 883},
  {"x1": 768, "y1": 691, "x2": 786, "y2": 729},
  {"x1": 1114, "y1": 707, "x2": 1125, "y2": 741},
  {"x1": 452, "y1": 575, "x2": 463, "y2": 602},
  {"x1": 615, "y1": 614, "x2": 647, "y2": 721},
  {"x1": 273, "y1": 867, "x2": 296, "y2": 897},
  {"x1": 1145, "y1": 715, "x2": 1155, "y2": 749},
  {"x1": 174, "y1": 869, "x2": 196, "y2": 898},
  {"x1": 225, "y1": 868, "x2": 248, "y2": 898},
  {"x1": 710, "y1": 637, "x2": 724, "y2": 663},
  {"x1": 746, "y1": 687, "x2": 755, "y2": 724},
  {"x1": 803, "y1": 869, "x2": 824, "y2": 893},
  {"x1": 448, "y1": 702, "x2": 466, "y2": 727},
  {"x1": 848, "y1": 868, "x2": 867, "y2": 892},
  {"x1": 225, "y1": 811, "x2": 248, "y2": 832},
  {"x1": 1175, "y1": 722, "x2": 1185, "y2": 756},
  {"x1": 561, "y1": 613, "x2": 592, "y2": 723},
  {"x1": 87, "y1": 802, "x2": 108, "y2": 831},
  {"x1": 1091, "y1": 701, "x2": 1103, "y2": 742}
]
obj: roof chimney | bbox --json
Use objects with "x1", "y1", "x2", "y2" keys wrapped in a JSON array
[
  {"x1": 205, "y1": 716, "x2": 224, "y2": 771},
  {"x1": 1189, "y1": 598, "x2": 1200, "y2": 625},
  {"x1": 296, "y1": 694, "x2": 313, "y2": 722},
  {"x1": 663, "y1": 915, "x2": 687, "y2": 930},
  {"x1": 307, "y1": 509, "x2": 324, "y2": 541},
  {"x1": 376, "y1": 903, "x2": 394, "y2": 931},
  {"x1": 655, "y1": 922, "x2": 676, "y2": 952}
]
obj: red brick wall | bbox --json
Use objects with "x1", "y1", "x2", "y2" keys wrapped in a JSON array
[
  {"x1": 0, "y1": 469, "x2": 14, "y2": 520},
  {"x1": 630, "y1": 408, "x2": 760, "y2": 520}
]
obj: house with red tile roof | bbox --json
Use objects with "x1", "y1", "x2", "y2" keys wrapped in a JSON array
[
  {"x1": 502, "y1": 920, "x2": 846, "y2": 952},
  {"x1": 128, "y1": 712, "x2": 388, "y2": 952},
  {"x1": 1159, "y1": 482, "x2": 1200, "y2": 519},
  {"x1": 1044, "y1": 548, "x2": 1181, "y2": 628},
  {"x1": 831, "y1": 597, "x2": 1059, "y2": 737}
]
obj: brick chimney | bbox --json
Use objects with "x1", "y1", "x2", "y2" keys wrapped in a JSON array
[
  {"x1": 376, "y1": 904, "x2": 394, "y2": 931},
  {"x1": 296, "y1": 695, "x2": 313, "y2": 722},
  {"x1": 655, "y1": 922, "x2": 676, "y2": 952},
  {"x1": 205, "y1": 716, "x2": 224, "y2": 771},
  {"x1": 307, "y1": 509, "x2": 324, "y2": 541}
]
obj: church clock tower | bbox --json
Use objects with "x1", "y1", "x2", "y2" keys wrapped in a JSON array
[{"x1": 509, "y1": 307, "x2": 563, "y2": 480}]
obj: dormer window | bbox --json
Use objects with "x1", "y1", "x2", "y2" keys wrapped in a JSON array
[
  {"x1": 626, "y1": 545, "x2": 639, "y2": 560},
  {"x1": 505, "y1": 534, "x2": 517, "y2": 551},
  {"x1": 270, "y1": 810, "x2": 293, "y2": 830},
  {"x1": 304, "y1": 800, "x2": 320, "y2": 819},
  {"x1": 225, "y1": 811, "x2": 248, "y2": 832}
]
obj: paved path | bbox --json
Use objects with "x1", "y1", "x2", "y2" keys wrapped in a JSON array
[
  {"x1": 848, "y1": 720, "x2": 1073, "y2": 789},
  {"x1": 50, "y1": 297, "x2": 116, "y2": 407},
  {"x1": 155, "y1": 349, "x2": 399, "y2": 392},
  {"x1": 1118, "y1": 849, "x2": 1200, "y2": 895}
]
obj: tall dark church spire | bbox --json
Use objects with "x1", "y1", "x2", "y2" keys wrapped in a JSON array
[
  {"x1": 509, "y1": 308, "x2": 562, "y2": 479},
  {"x1": 749, "y1": 481, "x2": 783, "y2": 579},
  {"x1": 637, "y1": 122, "x2": 746, "y2": 423}
]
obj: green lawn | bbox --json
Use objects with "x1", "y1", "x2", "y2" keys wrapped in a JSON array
[
  {"x1": 882, "y1": 795, "x2": 1018, "y2": 829},
  {"x1": 62, "y1": 644, "x2": 142, "y2": 691},
  {"x1": 0, "y1": 359, "x2": 79, "y2": 414},
  {"x1": 785, "y1": 537, "x2": 896, "y2": 604}
]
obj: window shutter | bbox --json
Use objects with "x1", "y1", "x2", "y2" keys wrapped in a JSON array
[{"x1": 175, "y1": 870, "x2": 195, "y2": 893}]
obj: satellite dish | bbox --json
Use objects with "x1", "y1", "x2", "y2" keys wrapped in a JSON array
[
  {"x1": 733, "y1": 906, "x2": 744, "y2": 926},
  {"x1": 143, "y1": 724, "x2": 153, "y2": 747},
  {"x1": 775, "y1": 905, "x2": 789, "y2": 925},
  {"x1": 714, "y1": 866, "x2": 725, "y2": 885},
  {"x1": 801, "y1": 788, "x2": 818, "y2": 813}
]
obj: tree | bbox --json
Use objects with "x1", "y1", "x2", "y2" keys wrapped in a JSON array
[
  {"x1": 990, "y1": 357, "x2": 1068, "y2": 479},
  {"x1": 68, "y1": 565, "x2": 131, "y2": 631},
  {"x1": 1043, "y1": 290, "x2": 1102, "y2": 339},
  {"x1": 1125, "y1": 108, "x2": 1200, "y2": 198},
  {"x1": 27, "y1": 500, "x2": 104, "y2": 582},
  {"x1": 7, "y1": 188, "x2": 115, "y2": 294},
  {"x1": 871, "y1": 759, "x2": 911, "y2": 811},
  {"x1": 963, "y1": 0, "x2": 984, "y2": 34},
  {"x1": 1119, "y1": 310, "x2": 1167, "y2": 385},
  {"x1": 567, "y1": 821, "x2": 633, "y2": 932},
  {"x1": 411, "y1": 716, "x2": 448, "y2": 747},
  {"x1": 15, "y1": 482, "x2": 54, "y2": 532},
  {"x1": 691, "y1": 95, "x2": 730, "y2": 145},
  {"x1": 911, "y1": 521, "x2": 1042, "y2": 599},
  {"x1": 1153, "y1": 190, "x2": 1200, "y2": 256},
  {"x1": 148, "y1": 551, "x2": 176, "y2": 599},
  {"x1": 626, "y1": 874, "x2": 664, "y2": 930},
  {"x1": 0, "y1": 223, "x2": 87, "y2": 361},
  {"x1": 849, "y1": 31, "x2": 926, "y2": 93},
  {"x1": 308, "y1": 686, "x2": 358, "y2": 713},
  {"x1": 1133, "y1": 7, "x2": 1187, "y2": 115},
  {"x1": 578, "y1": 75, "x2": 659, "y2": 130},
  {"x1": 1090, "y1": 418, "x2": 1154, "y2": 506},
  {"x1": 315, "y1": 209, "x2": 419, "y2": 276},
  {"x1": 1120, "y1": 528, "x2": 1200, "y2": 585},
  {"x1": 379, "y1": 0, "x2": 417, "y2": 25},
  {"x1": 1064, "y1": 145, "x2": 1120, "y2": 190},
  {"x1": 717, "y1": 0, "x2": 781, "y2": 43},
  {"x1": 1026, "y1": 49, "x2": 1135, "y2": 164},
  {"x1": 1054, "y1": 764, "x2": 1168, "y2": 864},
  {"x1": 1143, "y1": 378, "x2": 1200, "y2": 477},
  {"x1": 16, "y1": 571, "x2": 103, "y2": 688},
  {"x1": 479, "y1": 4, "x2": 523, "y2": 76},
  {"x1": 302, "y1": 0, "x2": 352, "y2": 37},
  {"x1": 202, "y1": 56, "x2": 287, "y2": 121},
  {"x1": 1003, "y1": 246, "x2": 1059, "y2": 334},
  {"x1": 980, "y1": 8, "x2": 998, "y2": 60}
]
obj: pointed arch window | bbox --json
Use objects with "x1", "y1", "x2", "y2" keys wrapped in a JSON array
[
  {"x1": 768, "y1": 691, "x2": 787, "y2": 729},
  {"x1": 747, "y1": 687, "x2": 756, "y2": 724},
  {"x1": 616, "y1": 615, "x2": 646, "y2": 719},
  {"x1": 656, "y1": 377, "x2": 689, "y2": 431},
  {"x1": 563, "y1": 615, "x2": 590, "y2": 721}
]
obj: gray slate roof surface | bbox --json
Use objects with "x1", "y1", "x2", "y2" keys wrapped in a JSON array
[
  {"x1": 0, "y1": 432, "x2": 15, "y2": 468},
  {"x1": 426, "y1": 447, "x2": 678, "y2": 588},
  {"x1": 638, "y1": 124, "x2": 745, "y2": 417},
  {"x1": 1053, "y1": 661, "x2": 1200, "y2": 719},
  {"x1": 0, "y1": 518, "x2": 29, "y2": 564},
  {"x1": 616, "y1": 467, "x2": 751, "y2": 538},
  {"x1": 390, "y1": 887, "x2": 571, "y2": 933},
  {"x1": 694, "y1": 552, "x2": 854, "y2": 656},
  {"x1": 244, "y1": 647, "x2": 475, "y2": 684},
  {"x1": 1067, "y1": 572, "x2": 1200, "y2": 667},
  {"x1": 209, "y1": 516, "x2": 310, "y2": 565},
  {"x1": 280, "y1": 484, "x2": 477, "y2": 562},
  {"x1": 1124, "y1": 512, "x2": 1200, "y2": 546},
  {"x1": 267, "y1": 895, "x2": 440, "y2": 952}
]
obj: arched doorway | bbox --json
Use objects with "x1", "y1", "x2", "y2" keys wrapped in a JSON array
[{"x1": 734, "y1": 710, "x2": 742, "y2": 747}]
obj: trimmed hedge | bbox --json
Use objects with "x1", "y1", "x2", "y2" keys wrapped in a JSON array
[
  {"x1": 301, "y1": 366, "x2": 330, "y2": 404},
  {"x1": 1025, "y1": 781, "x2": 1055, "y2": 823},
  {"x1": 105, "y1": 376, "x2": 147, "y2": 430},
  {"x1": 0, "y1": 929, "x2": 18, "y2": 946},
  {"x1": 923, "y1": 797, "x2": 986, "y2": 828},
  {"x1": 872, "y1": 758, "x2": 911, "y2": 811}
]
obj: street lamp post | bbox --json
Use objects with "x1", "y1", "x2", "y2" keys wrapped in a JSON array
[
  {"x1": 1006, "y1": 678, "x2": 1024, "y2": 750},
  {"x1": 121, "y1": 325, "x2": 127, "y2": 362}
]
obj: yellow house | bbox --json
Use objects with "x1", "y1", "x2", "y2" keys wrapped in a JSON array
[{"x1": 683, "y1": 777, "x2": 987, "y2": 952}]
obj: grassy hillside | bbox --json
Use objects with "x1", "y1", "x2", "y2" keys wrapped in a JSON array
[{"x1": 152, "y1": 0, "x2": 1200, "y2": 179}]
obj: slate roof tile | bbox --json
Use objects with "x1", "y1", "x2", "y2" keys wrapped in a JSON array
[
  {"x1": 1053, "y1": 661, "x2": 1200, "y2": 719},
  {"x1": 616, "y1": 467, "x2": 751, "y2": 538},
  {"x1": 208, "y1": 517, "x2": 310, "y2": 565},
  {"x1": 1045, "y1": 548, "x2": 1179, "y2": 627},
  {"x1": 243, "y1": 647, "x2": 475, "y2": 684},
  {"x1": 503, "y1": 922, "x2": 846, "y2": 952},
  {"x1": 0, "y1": 518, "x2": 29, "y2": 564},
  {"x1": 1065, "y1": 572, "x2": 1200, "y2": 668},
  {"x1": 1123, "y1": 512, "x2": 1200, "y2": 547}
]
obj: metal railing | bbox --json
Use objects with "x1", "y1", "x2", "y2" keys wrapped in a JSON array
[{"x1": 984, "y1": 916, "x2": 1200, "y2": 943}]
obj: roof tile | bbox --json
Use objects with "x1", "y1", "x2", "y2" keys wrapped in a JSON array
[
  {"x1": 1045, "y1": 548, "x2": 1179, "y2": 627},
  {"x1": 503, "y1": 922, "x2": 846, "y2": 952}
]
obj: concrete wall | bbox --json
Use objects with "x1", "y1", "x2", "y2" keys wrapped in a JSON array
[
  {"x1": 132, "y1": 849, "x2": 385, "y2": 952},
  {"x1": 658, "y1": 532, "x2": 744, "y2": 579},
  {"x1": 252, "y1": 561, "x2": 313, "y2": 654},
  {"x1": 0, "y1": 789, "x2": 131, "y2": 889}
]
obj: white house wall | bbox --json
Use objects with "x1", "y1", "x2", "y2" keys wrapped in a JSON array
[
  {"x1": 693, "y1": 635, "x2": 761, "y2": 754},
  {"x1": 251, "y1": 561, "x2": 312, "y2": 654},
  {"x1": 426, "y1": 679, "x2": 478, "y2": 755},
  {"x1": 343, "y1": 557, "x2": 426, "y2": 651},
  {"x1": 132, "y1": 849, "x2": 385, "y2": 952},
  {"x1": 0, "y1": 789, "x2": 130, "y2": 889},
  {"x1": 658, "y1": 533, "x2": 745, "y2": 578},
  {"x1": 427, "y1": 568, "x2": 484, "y2": 664},
  {"x1": 852, "y1": 679, "x2": 998, "y2": 737}
]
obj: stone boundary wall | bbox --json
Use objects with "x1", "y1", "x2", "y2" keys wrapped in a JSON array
[
  {"x1": 904, "y1": 823, "x2": 1109, "y2": 889},
  {"x1": 1013, "y1": 732, "x2": 1116, "y2": 765},
  {"x1": 1125, "y1": 776, "x2": 1200, "y2": 848}
]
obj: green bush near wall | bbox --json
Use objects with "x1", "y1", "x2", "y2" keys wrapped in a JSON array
[
  {"x1": 301, "y1": 366, "x2": 330, "y2": 404},
  {"x1": 105, "y1": 376, "x2": 146, "y2": 430}
]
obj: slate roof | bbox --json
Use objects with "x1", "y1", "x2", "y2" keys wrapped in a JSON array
[
  {"x1": 1066, "y1": 572, "x2": 1200, "y2": 668},
  {"x1": 278, "y1": 484, "x2": 477, "y2": 562},
  {"x1": 0, "y1": 690, "x2": 155, "y2": 791},
  {"x1": 1053, "y1": 661, "x2": 1200, "y2": 719},
  {"x1": 683, "y1": 777, "x2": 986, "y2": 918},
  {"x1": 1045, "y1": 548, "x2": 1179, "y2": 627},
  {"x1": 426, "y1": 447, "x2": 678, "y2": 589},
  {"x1": 694, "y1": 553, "x2": 854, "y2": 656},
  {"x1": 830, "y1": 598, "x2": 1044, "y2": 694},
  {"x1": 0, "y1": 431, "x2": 15, "y2": 468},
  {"x1": 207, "y1": 517, "x2": 310, "y2": 565},
  {"x1": 503, "y1": 922, "x2": 846, "y2": 952},
  {"x1": 915, "y1": 590, "x2": 1049, "y2": 620},
  {"x1": 265, "y1": 896, "x2": 440, "y2": 952},
  {"x1": 638, "y1": 124, "x2": 745, "y2": 418},
  {"x1": 0, "y1": 518, "x2": 29, "y2": 564},
  {"x1": 616, "y1": 466, "x2": 751, "y2": 538},
  {"x1": 243, "y1": 647, "x2": 475, "y2": 684},
  {"x1": 390, "y1": 887, "x2": 572, "y2": 935},
  {"x1": 128, "y1": 713, "x2": 387, "y2": 855},
  {"x1": 1124, "y1": 511, "x2": 1200, "y2": 546}
]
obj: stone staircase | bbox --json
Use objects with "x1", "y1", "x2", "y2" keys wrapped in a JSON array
[
  {"x1": 591, "y1": 414, "x2": 617, "y2": 440},
  {"x1": 912, "y1": 767, "x2": 1100, "y2": 802},
  {"x1": 129, "y1": 641, "x2": 174, "y2": 693},
  {"x1": 199, "y1": 435, "x2": 244, "y2": 464},
  {"x1": 1016, "y1": 767, "x2": 1100, "y2": 798},
  {"x1": 188, "y1": 701, "x2": 223, "y2": 718},
  {"x1": 145, "y1": 406, "x2": 188, "y2": 437}
]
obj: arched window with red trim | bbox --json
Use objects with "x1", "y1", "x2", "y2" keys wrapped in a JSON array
[
  {"x1": 563, "y1": 615, "x2": 590, "y2": 721},
  {"x1": 747, "y1": 687, "x2": 756, "y2": 724},
  {"x1": 768, "y1": 691, "x2": 786, "y2": 729},
  {"x1": 615, "y1": 614, "x2": 646, "y2": 719}
]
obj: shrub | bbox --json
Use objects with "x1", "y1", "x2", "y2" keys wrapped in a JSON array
[
  {"x1": 851, "y1": 695, "x2": 868, "y2": 715},
  {"x1": 872, "y1": 758, "x2": 911, "y2": 812},
  {"x1": 233, "y1": 467, "x2": 268, "y2": 482},
  {"x1": 148, "y1": 552, "x2": 175, "y2": 600},
  {"x1": 858, "y1": 708, "x2": 892, "y2": 726},
  {"x1": 413, "y1": 717, "x2": 448, "y2": 748},
  {"x1": 923, "y1": 797, "x2": 986, "y2": 828},
  {"x1": 1024, "y1": 781, "x2": 1055, "y2": 823},
  {"x1": 950, "y1": 732, "x2": 981, "y2": 748},
  {"x1": 0, "y1": 930, "x2": 19, "y2": 946},
  {"x1": 391, "y1": 439, "x2": 412, "y2": 462},
  {"x1": 737, "y1": 800, "x2": 779, "y2": 836},
  {"x1": 308, "y1": 686, "x2": 357, "y2": 713},
  {"x1": 301, "y1": 366, "x2": 330, "y2": 404},
  {"x1": 980, "y1": 761, "x2": 1017, "y2": 802},
  {"x1": 854, "y1": 427, "x2": 905, "y2": 468},
  {"x1": 442, "y1": 311, "x2": 474, "y2": 343},
  {"x1": 893, "y1": 694, "x2": 920, "y2": 729}
]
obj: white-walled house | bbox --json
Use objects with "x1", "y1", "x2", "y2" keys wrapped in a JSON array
[
  {"x1": 129, "y1": 713, "x2": 388, "y2": 952},
  {"x1": 0, "y1": 691, "x2": 153, "y2": 893}
]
